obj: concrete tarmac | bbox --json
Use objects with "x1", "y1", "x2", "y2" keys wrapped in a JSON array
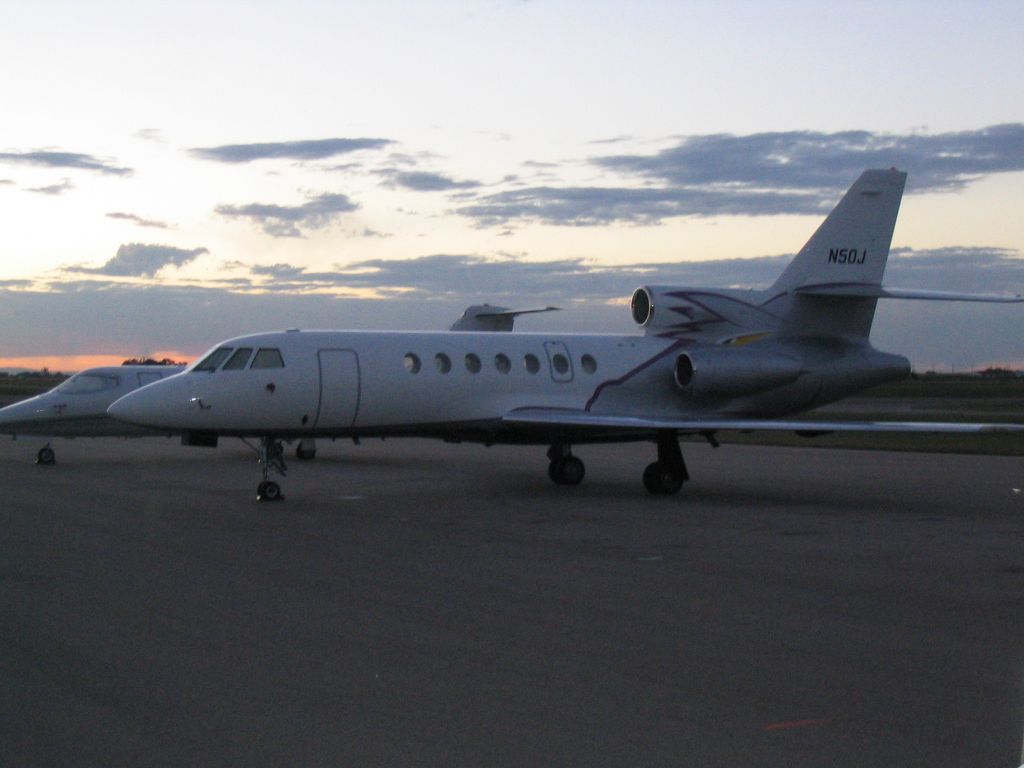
[{"x1": 1, "y1": 436, "x2": 1023, "y2": 767}]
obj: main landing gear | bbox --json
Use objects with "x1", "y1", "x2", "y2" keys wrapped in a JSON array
[
  {"x1": 36, "y1": 444, "x2": 56, "y2": 465},
  {"x1": 642, "y1": 431, "x2": 689, "y2": 495},
  {"x1": 253, "y1": 437, "x2": 287, "y2": 501},
  {"x1": 545, "y1": 431, "x2": 690, "y2": 495},
  {"x1": 548, "y1": 443, "x2": 585, "y2": 485}
]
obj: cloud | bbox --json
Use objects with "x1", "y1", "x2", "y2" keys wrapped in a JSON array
[
  {"x1": 250, "y1": 263, "x2": 309, "y2": 280},
  {"x1": 588, "y1": 135, "x2": 634, "y2": 145},
  {"x1": 379, "y1": 170, "x2": 482, "y2": 192},
  {"x1": 457, "y1": 124, "x2": 1024, "y2": 226},
  {"x1": 0, "y1": 150, "x2": 131, "y2": 176},
  {"x1": 224, "y1": 246, "x2": 1024, "y2": 314},
  {"x1": 6, "y1": 245, "x2": 1024, "y2": 370},
  {"x1": 66, "y1": 243, "x2": 209, "y2": 278},
  {"x1": 457, "y1": 185, "x2": 825, "y2": 226},
  {"x1": 0, "y1": 179, "x2": 13, "y2": 186},
  {"x1": 215, "y1": 192, "x2": 359, "y2": 237},
  {"x1": 135, "y1": 128, "x2": 165, "y2": 143},
  {"x1": 7, "y1": 246, "x2": 1024, "y2": 370},
  {"x1": 596, "y1": 124, "x2": 1024, "y2": 193},
  {"x1": 106, "y1": 212, "x2": 171, "y2": 229},
  {"x1": 26, "y1": 178, "x2": 74, "y2": 196},
  {"x1": 191, "y1": 137, "x2": 393, "y2": 163}
]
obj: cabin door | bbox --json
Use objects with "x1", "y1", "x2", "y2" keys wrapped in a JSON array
[{"x1": 316, "y1": 349, "x2": 360, "y2": 428}]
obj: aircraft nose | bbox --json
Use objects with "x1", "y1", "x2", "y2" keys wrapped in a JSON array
[
  {"x1": 108, "y1": 377, "x2": 180, "y2": 427},
  {"x1": 0, "y1": 397, "x2": 51, "y2": 431}
]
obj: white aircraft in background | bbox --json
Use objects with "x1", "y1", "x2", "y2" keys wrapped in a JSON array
[
  {"x1": 0, "y1": 364, "x2": 184, "y2": 463},
  {"x1": 109, "y1": 169, "x2": 1024, "y2": 500}
]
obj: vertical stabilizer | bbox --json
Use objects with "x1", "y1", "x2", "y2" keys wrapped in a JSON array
[
  {"x1": 768, "y1": 169, "x2": 907, "y2": 338},
  {"x1": 771, "y1": 168, "x2": 906, "y2": 293}
]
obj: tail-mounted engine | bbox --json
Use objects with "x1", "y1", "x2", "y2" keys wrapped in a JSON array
[
  {"x1": 673, "y1": 346, "x2": 802, "y2": 399},
  {"x1": 631, "y1": 285, "x2": 775, "y2": 341}
]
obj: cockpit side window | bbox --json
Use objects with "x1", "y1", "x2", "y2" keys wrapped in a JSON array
[
  {"x1": 56, "y1": 373, "x2": 119, "y2": 394},
  {"x1": 250, "y1": 348, "x2": 285, "y2": 369},
  {"x1": 222, "y1": 347, "x2": 254, "y2": 371},
  {"x1": 195, "y1": 347, "x2": 234, "y2": 372}
]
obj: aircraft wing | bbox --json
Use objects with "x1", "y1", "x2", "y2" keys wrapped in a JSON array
[
  {"x1": 450, "y1": 305, "x2": 561, "y2": 331},
  {"x1": 502, "y1": 408, "x2": 1024, "y2": 434}
]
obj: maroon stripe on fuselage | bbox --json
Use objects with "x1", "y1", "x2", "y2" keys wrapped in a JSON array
[{"x1": 584, "y1": 339, "x2": 689, "y2": 411}]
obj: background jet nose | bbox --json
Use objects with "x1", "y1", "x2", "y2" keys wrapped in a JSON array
[{"x1": 0, "y1": 397, "x2": 49, "y2": 429}]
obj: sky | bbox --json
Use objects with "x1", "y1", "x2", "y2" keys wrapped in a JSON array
[{"x1": 1, "y1": 0, "x2": 1023, "y2": 372}]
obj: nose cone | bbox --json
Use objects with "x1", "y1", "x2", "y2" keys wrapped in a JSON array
[
  {"x1": 0, "y1": 395, "x2": 55, "y2": 433},
  {"x1": 108, "y1": 377, "x2": 182, "y2": 427}
]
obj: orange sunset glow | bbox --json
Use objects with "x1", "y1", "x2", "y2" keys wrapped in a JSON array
[{"x1": 0, "y1": 351, "x2": 194, "y2": 374}]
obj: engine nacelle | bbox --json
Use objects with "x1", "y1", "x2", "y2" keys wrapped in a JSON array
[
  {"x1": 630, "y1": 285, "x2": 764, "y2": 338},
  {"x1": 674, "y1": 347, "x2": 802, "y2": 399},
  {"x1": 634, "y1": 286, "x2": 721, "y2": 330}
]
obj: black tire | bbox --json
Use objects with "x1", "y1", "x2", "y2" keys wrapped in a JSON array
[
  {"x1": 550, "y1": 456, "x2": 585, "y2": 486},
  {"x1": 258, "y1": 480, "x2": 283, "y2": 501},
  {"x1": 37, "y1": 447, "x2": 56, "y2": 465},
  {"x1": 643, "y1": 462, "x2": 684, "y2": 495},
  {"x1": 559, "y1": 456, "x2": 585, "y2": 486}
]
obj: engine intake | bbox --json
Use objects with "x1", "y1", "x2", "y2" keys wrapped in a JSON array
[
  {"x1": 630, "y1": 287, "x2": 654, "y2": 326},
  {"x1": 674, "y1": 347, "x2": 802, "y2": 398}
]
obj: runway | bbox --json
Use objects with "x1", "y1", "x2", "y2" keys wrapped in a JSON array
[{"x1": 1, "y1": 436, "x2": 1023, "y2": 767}]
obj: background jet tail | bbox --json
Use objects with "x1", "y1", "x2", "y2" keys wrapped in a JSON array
[{"x1": 766, "y1": 168, "x2": 907, "y2": 339}]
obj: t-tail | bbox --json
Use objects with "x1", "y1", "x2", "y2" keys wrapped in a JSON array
[{"x1": 765, "y1": 168, "x2": 907, "y2": 339}]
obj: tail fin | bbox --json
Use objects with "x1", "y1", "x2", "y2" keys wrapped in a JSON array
[{"x1": 768, "y1": 168, "x2": 907, "y2": 339}]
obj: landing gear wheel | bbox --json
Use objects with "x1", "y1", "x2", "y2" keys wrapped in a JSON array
[
  {"x1": 36, "y1": 446, "x2": 56, "y2": 465},
  {"x1": 549, "y1": 455, "x2": 585, "y2": 486},
  {"x1": 248, "y1": 436, "x2": 288, "y2": 501},
  {"x1": 257, "y1": 480, "x2": 283, "y2": 502},
  {"x1": 643, "y1": 461, "x2": 684, "y2": 495},
  {"x1": 642, "y1": 431, "x2": 689, "y2": 495}
]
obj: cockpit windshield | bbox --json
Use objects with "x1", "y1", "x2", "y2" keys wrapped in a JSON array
[
  {"x1": 191, "y1": 345, "x2": 285, "y2": 372},
  {"x1": 251, "y1": 348, "x2": 285, "y2": 369},
  {"x1": 194, "y1": 347, "x2": 234, "y2": 372},
  {"x1": 55, "y1": 373, "x2": 120, "y2": 394},
  {"x1": 222, "y1": 347, "x2": 253, "y2": 370}
]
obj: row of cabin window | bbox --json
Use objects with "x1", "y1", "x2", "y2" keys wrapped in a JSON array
[
  {"x1": 404, "y1": 352, "x2": 597, "y2": 376},
  {"x1": 194, "y1": 346, "x2": 286, "y2": 372}
]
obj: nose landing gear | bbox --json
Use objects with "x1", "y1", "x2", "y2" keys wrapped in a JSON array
[
  {"x1": 253, "y1": 437, "x2": 287, "y2": 501},
  {"x1": 36, "y1": 444, "x2": 56, "y2": 465}
]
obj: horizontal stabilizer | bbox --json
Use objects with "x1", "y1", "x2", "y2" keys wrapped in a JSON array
[
  {"x1": 503, "y1": 408, "x2": 1024, "y2": 434},
  {"x1": 451, "y1": 305, "x2": 561, "y2": 332},
  {"x1": 796, "y1": 284, "x2": 1024, "y2": 303}
]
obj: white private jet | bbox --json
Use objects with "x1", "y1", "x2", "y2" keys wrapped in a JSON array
[
  {"x1": 0, "y1": 364, "x2": 184, "y2": 463},
  {"x1": 108, "y1": 169, "x2": 1024, "y2": 500}
]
